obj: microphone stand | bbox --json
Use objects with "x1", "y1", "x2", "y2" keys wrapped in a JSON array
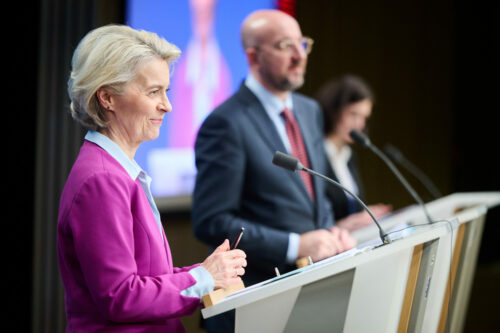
[
  {"x1": 350, "y1": 130, "x2": 433, "y2": 224},
  {"x1": 272, "y1": 151, "x2": 392, "y2": 245},
  {"x1": 384, "y1": 144, "x2": 442, "y2": 199},
  {"x1": 303, "y1": 166, "x2": 392, "y2": 245}
]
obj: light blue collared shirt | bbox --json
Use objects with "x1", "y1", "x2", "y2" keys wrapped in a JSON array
[
  {"x1": 85, "y1": 131, "x2": 213, "y2": 299},
  {"x1": 245, "y1": 74, "x2": 294, "y2": 153},
  {"x1": 244, "y1": 75, "x2": 300, "y2": 265}
]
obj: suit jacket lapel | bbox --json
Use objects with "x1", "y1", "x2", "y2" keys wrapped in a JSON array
[
  {"x1": 348, "y1": 152, "x2": 364, "y2": 199},
  {"x1": 238, "y1": 86, "x2": 288, "y2": 155},
  {"x1": 237, "y1": 84, "x2": 313, "y2": 204}
]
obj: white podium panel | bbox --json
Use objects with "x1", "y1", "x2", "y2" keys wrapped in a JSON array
[
  {"x1": 201, "y1": 192, "x2": 500, "y2": 333},
  {"x1": 344, "y1": 246, "x2": 413, "y2": 333},
  {"x1": 235, "y1": 286, "x2": 301, "y2": 333},
  {"x1": 284, "y1": 269, "x2": 354, "y2": 333}
]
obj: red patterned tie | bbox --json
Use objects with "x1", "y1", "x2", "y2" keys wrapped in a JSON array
[{"x1": 282, "y1": 108, "x2": 315, "y2": 200}]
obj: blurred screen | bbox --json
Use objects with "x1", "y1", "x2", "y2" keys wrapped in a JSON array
[{"x1": 126, "y1": 0, "x2": 275, "y2": 210}]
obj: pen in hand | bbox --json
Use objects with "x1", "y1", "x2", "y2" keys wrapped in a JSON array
[{"x1": 230, "y1": 227, "x2": 245, "y2": 250}]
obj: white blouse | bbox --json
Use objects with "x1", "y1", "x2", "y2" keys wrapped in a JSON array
[{"x1": 324, "y1": 140, "x2": 359, "y2": 196}]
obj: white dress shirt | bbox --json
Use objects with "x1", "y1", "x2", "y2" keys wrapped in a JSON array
[{"x1": 324, "y1": 140, "x2": 359, "y2": 196}]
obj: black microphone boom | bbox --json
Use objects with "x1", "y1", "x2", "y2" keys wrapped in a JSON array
[
  {"x1": 384, "y1": 144, "x2": 442, "y2": 199},
  {"x1": 350, "y1": 130, "x2": 433, "y2": 224},
  {"x1": 272, "y1": 151, "x2": 303, "y2": 172},
  {"x1": 272, "y1": 151, "x2": 391, "y2": 245}
]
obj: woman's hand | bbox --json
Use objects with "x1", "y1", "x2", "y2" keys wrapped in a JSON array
[{"x1": 201, "y1": 239, "x2": 247, "y2": 290}]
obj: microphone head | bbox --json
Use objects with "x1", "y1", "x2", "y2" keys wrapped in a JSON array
[
  {"x1": 349, "y1": 130, "x2": 371, "y2": 147},
  {"x1": 384, "y1": 144, "x2": 404, "y2": 162},
  {"x1": 272, "y1": 151, "x2": 303, "y2": 171}
]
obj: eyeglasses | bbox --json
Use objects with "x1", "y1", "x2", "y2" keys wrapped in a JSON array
[{"x1": 274, "y1": 36, "x2": 314, "y2": 55}]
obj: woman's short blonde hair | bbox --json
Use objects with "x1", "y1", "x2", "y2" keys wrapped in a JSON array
[{"x1": 68, "y1": 24, "x2": 181, "y2": 130}]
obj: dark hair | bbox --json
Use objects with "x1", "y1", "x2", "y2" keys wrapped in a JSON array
[{"x1": 315, "y1": 75, "x2": 374, "y2": 135}]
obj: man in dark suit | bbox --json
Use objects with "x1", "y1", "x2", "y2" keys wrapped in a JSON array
[
  {"x1": 193, "y1": 8, "x2": 355, "y2": 287},
  {"x1": 193, "y1": 9, "x2": 356, "y2": 332},
  {"x1": 193, "y1": 8, "x2": 355, "y2": 292}
]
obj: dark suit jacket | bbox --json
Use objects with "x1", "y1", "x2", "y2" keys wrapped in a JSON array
[
  {"x1": 325, "y1": 151, "x2": 365, "y2": 220},
  {"x1": 193, "y1": 83, "x2": 334, "y2": 286}
]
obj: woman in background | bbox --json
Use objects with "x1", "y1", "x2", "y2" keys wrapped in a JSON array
[
  {"x1": 315, "y1": 75, "x2": 392, "y2": 232},
  {"x1": 58, "y1": 25, "x2": 246, "y2": 332}
]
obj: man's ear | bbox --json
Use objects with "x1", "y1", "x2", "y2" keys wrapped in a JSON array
[{"x1": 245, "y1": 48, "x2": 260, "y2": 68}]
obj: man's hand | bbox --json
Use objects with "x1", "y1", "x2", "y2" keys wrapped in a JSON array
[{"x1": 298, "y1": 228, "x2": 356, "y2": 262}]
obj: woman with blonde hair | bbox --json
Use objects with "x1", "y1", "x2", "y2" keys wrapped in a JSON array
[{"x1": 58, "y1": 25, "x2": 246, "y2": 332}]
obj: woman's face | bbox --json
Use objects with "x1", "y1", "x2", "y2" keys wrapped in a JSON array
[
  {"x1": 107, "y1": 58, "x2": 172, "y2": 148},
  {"x1": 335, "y1": 98, "x2": 372, "y2": 145}
]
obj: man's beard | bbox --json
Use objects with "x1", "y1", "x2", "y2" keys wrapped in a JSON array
[{"x1": 259, "y1": 67, "x2": 305, "y2": 92}]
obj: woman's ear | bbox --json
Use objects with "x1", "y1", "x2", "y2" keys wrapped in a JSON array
[{"x1": 96, "y1": 87, "x2": 114, "y2": 111}]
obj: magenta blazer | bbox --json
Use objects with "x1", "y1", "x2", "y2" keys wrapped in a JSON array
[{"x1": 57, "y1": 141, "x2": 201, "y2": 332}]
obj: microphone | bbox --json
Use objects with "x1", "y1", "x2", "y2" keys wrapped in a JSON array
[
  {"x1": 349, "y1": 130, "x2": 433, "y2": 224},
  {"x1": 384, "y1": 144, "x2": 442, "y2": 199},
  {"x1": 272, "y1": 151, "x2": 391, "y2": 245}
]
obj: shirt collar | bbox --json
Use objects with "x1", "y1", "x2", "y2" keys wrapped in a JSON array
[
  {"x1": 245, "y1": 73, "x2": 293, "y2": 117},
  {"x1": 324, "y1": 139, "x2": 352, "y2": 163},
  {"x1": 85, "y1": 130, "x2": 143, "y2": 181}
]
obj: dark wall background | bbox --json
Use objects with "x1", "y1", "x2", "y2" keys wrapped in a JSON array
[
  {"x1": 296, "y1": 2, "x2": 499, "y2": 331},
  {"x1": 8, "y1": 0, "x2": 498, "y2": 332},
  {"x1": 298, "y1": 0, "x2": 454, "y2": 209}
]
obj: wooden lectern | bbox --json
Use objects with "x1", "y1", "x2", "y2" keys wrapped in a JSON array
[{"x1": 201, "y1": 192, "x2": 500, "y2": 332}]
